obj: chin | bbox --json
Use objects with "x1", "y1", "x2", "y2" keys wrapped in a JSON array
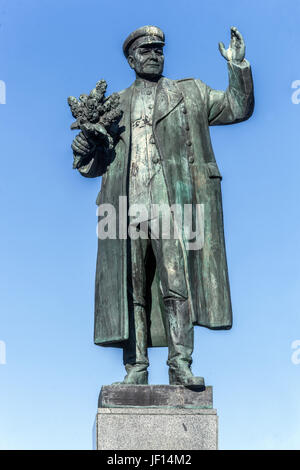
[{"x1": 141, "y1": 70, "x2": 162, "y2": 80}]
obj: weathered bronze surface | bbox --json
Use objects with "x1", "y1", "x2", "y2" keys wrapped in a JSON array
[{"x1": 69, "y1": 25, "x2": 254, "y2": 386}]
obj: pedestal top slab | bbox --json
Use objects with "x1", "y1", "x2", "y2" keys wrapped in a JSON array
[{"x1": 99, "y1": 385, "x2": 213, "y2": 409}]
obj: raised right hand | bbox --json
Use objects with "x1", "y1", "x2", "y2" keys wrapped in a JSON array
[
  {"x1": 218, "y1": 26, "x2": 245, "y2": 64},
  {"x1": 71, "y1": 131, "x2": 96, "y2": 157}
]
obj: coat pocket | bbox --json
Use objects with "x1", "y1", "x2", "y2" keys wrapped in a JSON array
[{"x1": 205, "y1": 161, "x2": 222, "y2": 180}]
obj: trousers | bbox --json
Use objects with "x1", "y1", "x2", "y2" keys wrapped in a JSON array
[{"x1": 124, "y1": 215, "x2": 190, "y2": 367}]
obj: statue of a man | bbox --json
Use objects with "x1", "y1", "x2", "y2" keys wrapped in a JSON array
[{"x1": 70, "y1": 25, "x2": 254, "y2": 388}]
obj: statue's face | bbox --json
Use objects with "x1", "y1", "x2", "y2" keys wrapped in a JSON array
[{"x1": 128, "y1": 44, "x2": 164, "y2": 79}]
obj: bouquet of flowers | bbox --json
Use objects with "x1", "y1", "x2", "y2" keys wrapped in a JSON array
[{"x1": 68, "y1": 79, "x2": 122, "y2": 168}]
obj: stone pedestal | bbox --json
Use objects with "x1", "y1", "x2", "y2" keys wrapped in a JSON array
[{"x1": 96, "y1": 385, "x2": 218, "y2": 450}]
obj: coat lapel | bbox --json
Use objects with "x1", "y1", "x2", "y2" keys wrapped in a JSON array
[
  {"x1": 118, "y1": 83, "x2": 134, "y2": 149},
  {"x1": 153, "y1": 77, "x2": 183, "y2": 127}
]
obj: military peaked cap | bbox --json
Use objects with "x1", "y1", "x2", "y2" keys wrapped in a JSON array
[{"x1": 123, "y1": 25, "x2": 165, "y2": 58}]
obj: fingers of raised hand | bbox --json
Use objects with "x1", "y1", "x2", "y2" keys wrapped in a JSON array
[
  {"x1": 229, "y1": 26, "x2": 245, "y2": 61},
  {"x1": 231, "y1": 26, "x2": 244, "y2": 46},
  {"x1": 218, "y1": 41, "x2": 227, "y2": 58}
]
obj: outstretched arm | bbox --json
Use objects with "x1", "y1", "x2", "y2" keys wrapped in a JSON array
[{"x1": 207, "y1": 27, "x2": 254, "y2": 126}]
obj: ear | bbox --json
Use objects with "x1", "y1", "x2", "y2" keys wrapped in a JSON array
[{"x1": 127, "y1": 55, "x2": 135, "y2": 70}]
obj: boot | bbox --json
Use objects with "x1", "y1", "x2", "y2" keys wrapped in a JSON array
[
  {"x1": 121, "y1": 363, "x2": 148, "y2": 385},
  {"x1": 119, "y1": 305, "x2": 149, "y2": 385},
  {"x1": 164, "y1": 299, "x2": 205, "y2": 390}
]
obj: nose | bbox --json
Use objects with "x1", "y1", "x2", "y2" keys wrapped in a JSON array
[{"x1": 150, "y1": 49, "x2": 158, "y2": 60}]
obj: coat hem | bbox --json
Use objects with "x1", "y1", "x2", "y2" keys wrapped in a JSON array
[{"x1": 194, "y1": 322, "x2": 232, "y2": 330}]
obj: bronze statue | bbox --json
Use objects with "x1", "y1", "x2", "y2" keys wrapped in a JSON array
[{"x1": 69, "y1": 25, "x2": 254, "y2": 388}]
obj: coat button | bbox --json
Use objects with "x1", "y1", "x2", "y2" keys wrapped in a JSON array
[
  {"x1": 149, "y1": 135, "x2": 155, "y2": 144},
  {"x1": 188, "y1": 156, "x2": 194, "y2": 163},
  {"x1": 185, "y1": 124, "x2": 190, "y2": 131},
  {"x1": 182, "y1": 106, "x2": 187, "y2": 114},
  {"x1": 186, "y1": 140, "x2": 192, "y2": 146},
  {"x1": 148, "y1": 104, "x2": 153, "y2": 109},
  {"x1": 152, "y1": 156, "x2": 159, "y2": 164}
]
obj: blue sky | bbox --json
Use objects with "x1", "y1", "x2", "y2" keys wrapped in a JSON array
[{"x1": 0, "y1": 0, "x2": 300, "y2": 450}]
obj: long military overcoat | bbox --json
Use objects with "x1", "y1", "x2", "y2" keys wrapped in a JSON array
[{"x1": 78, "y1": 60, "x2": 254, "y2": 348}]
